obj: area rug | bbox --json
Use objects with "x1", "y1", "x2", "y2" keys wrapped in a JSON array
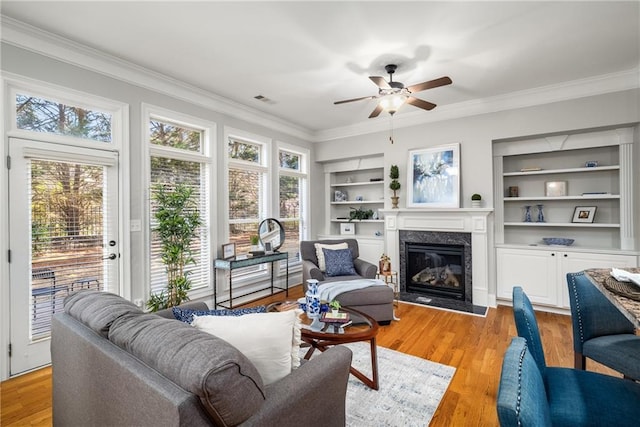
[{"x1": 306, "y1": 342, "x2": 456, "y2": 426}]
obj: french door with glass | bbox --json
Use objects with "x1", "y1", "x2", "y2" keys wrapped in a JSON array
[{"x1": 8, "y1": 138, "x2": 120, "y2": 375}]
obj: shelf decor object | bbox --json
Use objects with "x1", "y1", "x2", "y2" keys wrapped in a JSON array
[
  {"x1": 536, "y1": 204, "x2": 545, "y2": 222},
  {"x1": 545, "y1": 181, "x2": 567, "y2": 197},
  {"x1": 334, "y1": 190, "x2": 348, "y2": 202},
  {"x1": 340, "y1": 223, "x2": 355, "y2": 235},
  {"x1": 407, "y1": 143, "x2": 460, "y2": 208},
  {"x1": 222, "y1": 242, "x2": 236, "y2": 260},
  {"x1": 542, "y1": 237, "x2": 575, "y2": 246},
  {"x1": 524, "y1": 205, "x2": 532, "y2": 222},
  {"x1": 572, "y1": 206, "x2": 597, "y2": 223}
]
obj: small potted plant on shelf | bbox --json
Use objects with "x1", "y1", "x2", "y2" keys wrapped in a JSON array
[
  {"x1": 329, "y1": 299, "x2": 341, "y2": 315},
  {"x1": 471, "y1": 193, "x2": 482, "y2": 208},
  {"x1": 389, "y1": 165, "x2": 401, "y2": 209}
]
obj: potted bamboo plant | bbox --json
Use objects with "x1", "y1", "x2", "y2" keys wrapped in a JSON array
[{"x1": 147, "y1": 183, "x2": 201, "y2": 311}]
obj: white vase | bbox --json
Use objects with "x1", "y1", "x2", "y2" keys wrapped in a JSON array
[{"x1": 471, "y1": 200, "x2": 482, "y2": 208}]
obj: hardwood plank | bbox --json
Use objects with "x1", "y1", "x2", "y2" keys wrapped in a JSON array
[{"x1": 1, "y1": 285, "x2": 620, "y2": 426}]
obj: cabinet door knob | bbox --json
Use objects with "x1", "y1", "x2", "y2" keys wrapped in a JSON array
[
  {"x1": 564, "y1": 254, "x2": 568, "y2": 257},
  {"x1": 551, "y1": 253, "x2": 555, "y2": 256}
]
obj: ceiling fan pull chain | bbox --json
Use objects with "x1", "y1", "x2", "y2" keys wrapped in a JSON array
[{"x1": 389, "y1": 115, "x2": 394, "y2": 144}]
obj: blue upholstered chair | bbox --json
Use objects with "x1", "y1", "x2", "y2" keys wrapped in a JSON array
[
  {"x1": 566, "y1": 271, "x2": 640, "y2": 380},
  {"x1": 497, "y1": 287, "x2": 640, "y2": 426}
]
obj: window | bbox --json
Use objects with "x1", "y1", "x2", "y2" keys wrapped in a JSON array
[
  {"x1": 15, "y1": 93, "x2": 112, "y2": 143},
  {"x1": 278, "y1": 146, "x2": 307, "y2": 263},
  {"x1": 148, "y1": 112, "x2": 213, "y2": 298},
  {"x1": 228, "y1": 136, "x2": 267, "y2": 256},
  {"x1": 225, "y1": 130, "x2": 308, "y2": 282}
]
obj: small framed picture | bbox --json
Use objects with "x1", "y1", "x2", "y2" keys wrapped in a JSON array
[
  {"x1": 572, "y1": 206, "x2": 597, "y2": 223},
  {"x1": 545, "y1": 181, "x2": 567, "y2": 197},
  {"x1": 222, "y1": 242, "x2": 236, "y2": 259},
  {"x1": 340, "y1": 223, "x2": 355, "y2": 235}
]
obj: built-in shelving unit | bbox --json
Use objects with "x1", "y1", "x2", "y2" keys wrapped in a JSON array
[
  {"x1": 492, "y1": 126, "x2": 638, "y2": 310},
  {"x1": 320, "y1": 156, "x2": 386, "y2": 264}
]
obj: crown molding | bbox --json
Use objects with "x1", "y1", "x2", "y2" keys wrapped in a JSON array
[
  {"x1": 315, "y1": 68, "x2": 640, "y2": 142},
  {"x1": 2, "y1": 15, "x2": 637, "y2": 144},
  {"x1": 0, "y1": 15, "x2": 314, "y2": 142}
]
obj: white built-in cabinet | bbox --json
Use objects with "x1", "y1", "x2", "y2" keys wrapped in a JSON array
[
  {"x1": 493, "y1": 126, "x2": 638, "y2": 309},
  {"x1": 319, "y1": 156, "x2": 385, "y2": 264},
  {"x1": 496, "y1": 247, "x2": 636, "y2": 309}
]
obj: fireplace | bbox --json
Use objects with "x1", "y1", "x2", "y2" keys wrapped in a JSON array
[
  {"x1": 405, "y1": 243, "x2": 465, "y2": 300},
  {"x1": 399, "y1": 230, "x2": 473, "y2": 308}
]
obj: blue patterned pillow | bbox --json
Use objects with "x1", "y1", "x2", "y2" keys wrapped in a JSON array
[
  {"x1": 172, "y1": 305, "x2": 266, "y2": 324},
  {"x1": 323, "y1": 248, "x2": 357, "y2": 277}
]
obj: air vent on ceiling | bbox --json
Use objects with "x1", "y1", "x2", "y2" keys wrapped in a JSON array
[{"x1": 254, "y1": 95, "x2": 276, "y2": 105}]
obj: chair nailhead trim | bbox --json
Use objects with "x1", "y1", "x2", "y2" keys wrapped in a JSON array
[
  {"x1": 568, "y1": 273, "x2": 586, "y2": 343},
  {"x1": 515, "y1": 344, "x2": 526, "y2": 427}
]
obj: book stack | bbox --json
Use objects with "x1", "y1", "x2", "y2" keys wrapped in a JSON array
[{"x1": 321, "y1": 311, "x2": 350, "y2": 323}]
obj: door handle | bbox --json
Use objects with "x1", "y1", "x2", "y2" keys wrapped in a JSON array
[{"x1": 104, "y1": 253, "x2": 117, "y2": 260}]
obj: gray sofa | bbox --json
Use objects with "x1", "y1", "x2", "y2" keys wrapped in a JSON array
[
  {"x1": 300, "y1": 239, "x2": 394, "y2": 324},
  {"x1": 51, "y1": 290, "x2": 352, "y2": 427}
]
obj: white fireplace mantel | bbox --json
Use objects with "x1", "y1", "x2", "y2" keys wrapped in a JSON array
[{"x1": 381, "y1": 208, "x2": 493, "y2": 307}]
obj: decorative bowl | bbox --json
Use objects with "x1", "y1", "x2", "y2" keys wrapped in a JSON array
[{"x1": 542, "y1": 237, "x2": 575, "y2": 246}]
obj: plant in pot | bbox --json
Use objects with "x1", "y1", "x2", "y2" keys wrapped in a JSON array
[
  {"x1": 389, "y1": 165, "x2": 401, "y2": 209},
  {"x1": 146, "y1": 183, "x2": 202, "y2": 312},
  {"x1": 471, "y1": 193, "x2": 482, "y2": 208},
  {"x1": 329, "y1": 299, "x2": 341, "y2": 315},
  {"x1": 349, "y1": 206, "x2": 374, "y2": 221}
]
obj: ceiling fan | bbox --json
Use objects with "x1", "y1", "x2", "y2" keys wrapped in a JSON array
[{"x1": 334, "y1": 64, "x2": 452, "y2": 118}]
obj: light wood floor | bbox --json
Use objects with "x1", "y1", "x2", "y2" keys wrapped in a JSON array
[{"x1": 1, "y1": 285, "x2": 618, "y2": 426}]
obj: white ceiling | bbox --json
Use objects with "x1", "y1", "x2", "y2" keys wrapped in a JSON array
[{"x1": 1, "y1": 1, "x2": 639, "y2": 138}]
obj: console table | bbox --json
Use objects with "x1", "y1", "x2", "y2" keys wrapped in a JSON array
[{"x1": 213, "y1": 252, "x2": 289, "y2": 308}]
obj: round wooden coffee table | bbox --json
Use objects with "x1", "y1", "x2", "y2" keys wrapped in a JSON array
[{"x1": 268, "y1": 302, "x2": 380, "y2": 390}]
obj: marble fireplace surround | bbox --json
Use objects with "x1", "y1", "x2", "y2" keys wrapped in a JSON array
[{"x1": 381, "y1": 209, "x2": 492, "y2": 310}]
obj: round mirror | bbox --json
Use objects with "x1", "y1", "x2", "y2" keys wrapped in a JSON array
[{"x1": 258, "y1": 218, "x2": 285, "y2": 252}]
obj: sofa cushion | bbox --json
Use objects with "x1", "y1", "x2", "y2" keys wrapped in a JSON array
[
  {"x1": 314, "y1": 242, "x2": 348, "y2": 271},
  {"x1": 323, "y1": 248, "x2": 357, "y2": 277},
  {"x1": 192, "y1": 309, "x2": 302, "y2": 386},
  {"x1": 64, "y1": 290, "x2": 142, "y2": 337},
  {"x1": 108, "y1": 313, "x2": 265, "y2": 426},
  {"x1": 172, "y1": 305, "x2": 266, "y2": 324}
]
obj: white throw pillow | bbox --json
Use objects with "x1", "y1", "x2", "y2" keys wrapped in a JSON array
[
  {"x1": 314, "y1": 242, "x2": 349, "y2": 272},
  {"x1": 191, "y1": 309, "x2": 302, "y2": 385}
]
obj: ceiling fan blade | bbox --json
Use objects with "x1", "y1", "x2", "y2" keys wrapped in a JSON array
[
  {"x1": 406, "y1": 97, "x2": 437, "y2": 111},
  {"x1": 334, "y1": 95, "x2": 377, "y2": 105},
  {"x1": 368, "y1": 104, "x2": 384, "y2": 118},
  {"x1": 369, "y1": 76, "x2": 391, "y2": 89},
  {"x1": 407, "y1": 76, "x2": 452, "y2": 93}
]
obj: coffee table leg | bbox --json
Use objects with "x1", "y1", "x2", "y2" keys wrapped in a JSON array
[{"x1": 347, "y1": 337, "x2": 379, "y2": 390}]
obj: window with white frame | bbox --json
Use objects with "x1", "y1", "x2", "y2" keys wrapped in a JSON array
[
  {"x1": 148, "y1": 113, "x2": 212, "y2": 298},
  {"x1": 278, "y1": 145, "x2": 308, "y2": 263},
  {"x1": 227, "y1": 135, "x2": 268, "y2": 259}
]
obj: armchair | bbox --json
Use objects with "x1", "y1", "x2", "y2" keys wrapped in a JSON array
[
  {"x1": 300, "y1": 239, "x2": 393, "y2": 324},
  {"x1": 301, "y1": 239, "x2": 377, "y2": 284},
  {"x1": 566, "y1": 271, "x2": 640, "y2": 380}
]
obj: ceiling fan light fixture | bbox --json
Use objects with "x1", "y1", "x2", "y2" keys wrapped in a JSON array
[{"x1": 379, "y1": 93, "x2": 407, "y2": 115}]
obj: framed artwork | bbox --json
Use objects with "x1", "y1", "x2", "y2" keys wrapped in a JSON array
[
  {"x1": 340, "y1": 223, "x2": 355, "y2": 235},
  {"x1": 222, "y1": 242, "x2": 236, "y2": 259},
  {"x1": 572, "y1": 206, "x2": 597, "y2": 223},
  {"x1": 407, "y1": 143, "x2": 460, "y2": 208}
]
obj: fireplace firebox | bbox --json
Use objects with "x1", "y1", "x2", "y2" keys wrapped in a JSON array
[{"x1": 405, "y1": 243, "x2": 465, "y2": 299}]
